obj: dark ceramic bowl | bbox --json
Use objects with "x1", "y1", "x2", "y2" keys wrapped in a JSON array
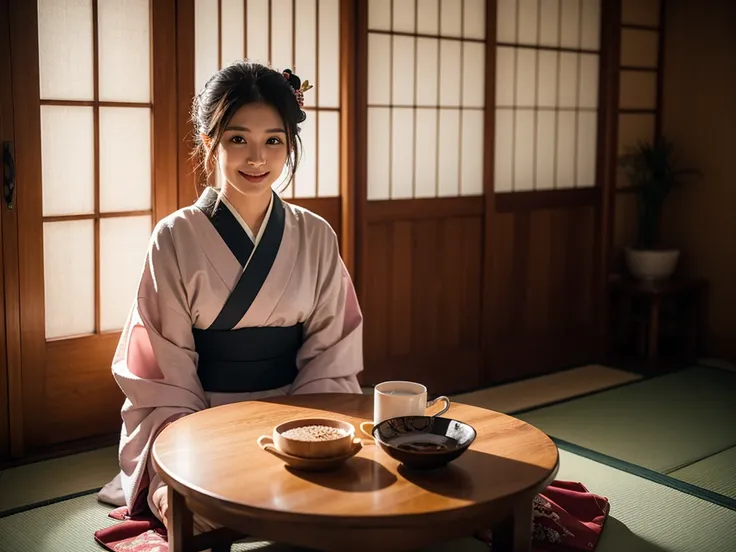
[{"x1": 372, "y1": 416, "x2": 477, "y2": 470}]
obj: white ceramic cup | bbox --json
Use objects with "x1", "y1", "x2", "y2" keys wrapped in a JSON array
[{"x1": 371, "y1": 381, "x2": 451, "y2": 425}]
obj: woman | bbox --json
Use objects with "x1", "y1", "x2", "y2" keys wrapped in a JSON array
[{"x1": 96, "y1": 60, "x2": 363, "y2": 538}]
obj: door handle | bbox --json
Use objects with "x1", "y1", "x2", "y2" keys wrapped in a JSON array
[{"x1": 2, "y1": 141, "x2": 15, "y2": 210}]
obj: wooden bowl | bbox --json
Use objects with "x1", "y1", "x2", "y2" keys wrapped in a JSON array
[
  {"x1": 370, "y1": 416, "x2": 476, "y2": 470},
  {"x1": 272, "y1": 417, "x2": 356, "y2": 459}
]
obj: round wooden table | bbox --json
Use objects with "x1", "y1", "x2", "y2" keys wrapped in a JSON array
[{"x1": 152, "y1": 393, "x2": 559, "y2": 552}]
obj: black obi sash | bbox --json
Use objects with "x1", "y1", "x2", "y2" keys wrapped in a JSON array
[{"x1": 192, "y1": 188, "x2": 302, "y2": 393}]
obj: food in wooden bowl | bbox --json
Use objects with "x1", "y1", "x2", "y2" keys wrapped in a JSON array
[
  {"x1": 364, "y1": 416, "x2": 476, "y2": 470},
  {"x1": 272, "y1": 417, "x2": 357, "y2": 459}
]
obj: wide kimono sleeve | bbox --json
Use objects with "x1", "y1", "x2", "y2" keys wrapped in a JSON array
[
  {"x1": 290, "y1": 224, "x2": 364, "y2": 395},
  {"x1": 112, "y1": 219, "x2": 208, "y2": 515}
]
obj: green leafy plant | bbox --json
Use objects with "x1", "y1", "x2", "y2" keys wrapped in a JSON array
[{"x1": 618, "y1": 138, "x2": 701, "y2": 249}]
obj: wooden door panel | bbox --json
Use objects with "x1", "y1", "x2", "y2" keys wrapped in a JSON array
[
  {"x1": 363, "y1": 202, "x2": 484, "y2": 396},
  {"x1": 489, "y1": 204, "x2": 598, "y2": 382}
]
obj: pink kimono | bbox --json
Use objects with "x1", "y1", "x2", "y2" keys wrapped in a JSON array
[{"x1": 96, "y1": 187, "x2": 363, "y2": 525}]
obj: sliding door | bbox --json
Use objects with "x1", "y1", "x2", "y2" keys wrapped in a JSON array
[{"x1": 6, "y1": 0, "x2": 178, "y2": 454}]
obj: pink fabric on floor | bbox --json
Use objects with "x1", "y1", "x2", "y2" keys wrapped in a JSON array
[{"x1": 94, "y1": 480, "x2": 609, "y2": 552}]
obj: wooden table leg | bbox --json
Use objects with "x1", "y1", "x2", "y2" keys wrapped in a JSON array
[
  {"x1": 168, "y1": 485, "x2": 194, "y2": 552},
  {"x1": 491, "y1": 499, "x2": 533, "y2": 552}
]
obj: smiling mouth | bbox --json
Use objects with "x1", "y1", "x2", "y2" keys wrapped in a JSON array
[{"x1": 239, "y1": 170, "x2": 270, "y2": 181}]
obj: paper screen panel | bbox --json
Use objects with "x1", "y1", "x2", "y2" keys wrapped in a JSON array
[
  {"x1": 495, "y1": 47, "x2": 515, "y2": 107},
  {"x1": 368, "y1": 33, "x2": 391, "y2": 105},
  {"x1": 513, "y1": 109, "x2": 535, "y2": 191},
  {"x1": 496, "y1": 0, "x2": 516, "y2": 43},
  {"x1": 368, "y1": 0, "x2": 391, "y2": 31},
  {"x1": 617, "y1": 113, "x2": 655, "y2": 154},
  {"x1": 393, "y1": 0, "x2": 415, "y2": 33},
  {"x1": 537, "y1": 50, "x2": 558, "y2": 107},
  {"x1": 318, "y1": 111, "x2": 340, "y2": 197},
  {"x1": 558, "y1": 52, "x2": 579, "y2": 108},
  {"x1": 391, "y1": 108, "x2": 414, "y2": 199},
  {"x1": 98, "y1": 0, "x2": 150, "y2": 102},
  {"x1": 559, "y1": 0, "x2": 581, "y2": 49},
  {"x1": 416, "y1": 38, "x2": 439, "y2": 106},
  {"x1": 462, "y1": 42, "x2": 485, "y2": 108},
  {"x1": 494, "y1": 109, "x2": 513, "y2": 192},
  {"x1": 535, "y1": 110, "x2": 557, "y2": 190},
  {"x1": 414, "y1": 109, "x2": 438, "y2": 198},
  {"x1": 417, "y1": 0, "x2": 439, "y2": 35},
  {"x1": 44, "y1": 221, "x2": 95, "y2": 339},
  {"x1": 439, "y1": 40, "x2": 462, "y2": 106},
  {"x1": 580, "y1": 0, "x2": 601, "y2": 51},
  {"x1": 621, "y1": 29, "x2": 659, "y2": 68},
  {"x1": 271, "y1": 0, "x2": 293, "y2": 71},
  {"x1": 578, "y1": 54, "x2": 599, "y2": 109},
  {"x1": 41, "y1": 106, "x2": 95, "y2": 216},
  {"x1": 392, "y1": 36, "x2": 415, "y2": 106},
  {"x1": 517, "y1": 0, "x2": 539, "y2": 45},
  {"x1": 539, "y1": 0, "x2": 560, "y2": 47},
  {"x1": 463, "y1": 0, "x2": 486, "y2": 39},
  {"x1": 220, "y1": 0, "x2": 245, "y2": 68},
  {"x1": 100, "y1": 216, "x2": 152, "y2": 332},
  {"x1": 555, "y1": 110, "x2": 576, "y2": 188},
  {"x1": 622, "y1": 0, "x2": 660, "y2": 27},
  {"x1": 437, "y1": 109, "x2": 460, "y2": 196},
  {"x1": 247, "y1": 0, "x2": 270, "y2": 64},
  {"x1": 367, "y1": 108, "x2": 391, "y2": 200},
  {"x1": 38, "y1": 0, "x2": 93, "y2": 101},
  {"x1": 440, "y1": 0, "x2": 462, "y2": 37},
  {"x1": 295, "y1": 0, "x2": 317, "y2": 108},
  {"x1": 515, "y1": 48, "x2": 537, "y2": 108},
  {"x1": 294, "y1": 114, "x2": 317, "y2": 198},
  {"x1": 99, "y1": 107, "x2": 151, "y2": 212},
  {"x1": 460, "y1": 110, "x2": 484, "y2": 196},
  {"x1": 318, "y1": 0, "x2": 340, "y2": 108},
  {"x1": 576, "y1": 111, "x2": 597, "y2": 187},
  {"x1": 619, "y1": 70, "x2": 657, "y2": 109},
  {"x1": 195, "y1": 0, "x2": 219, "y2": 93}
]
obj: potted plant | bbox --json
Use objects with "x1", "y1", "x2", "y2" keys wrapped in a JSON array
[{"x1": 618, "y1": 137, "x2": 701, "y2": 282}]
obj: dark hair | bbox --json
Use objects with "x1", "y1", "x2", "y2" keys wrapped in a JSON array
[{"x1": 191, "y1": 60, "x2": 306, "y2": 188}]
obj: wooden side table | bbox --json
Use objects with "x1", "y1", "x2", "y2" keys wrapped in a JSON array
[{"x1": 609, "y1": 277, "x2": 708, "y2": 362}]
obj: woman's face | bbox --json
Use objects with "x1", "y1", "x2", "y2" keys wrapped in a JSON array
[{"x1": 212, "y1": 102, "x2": 289, "y2": 197}]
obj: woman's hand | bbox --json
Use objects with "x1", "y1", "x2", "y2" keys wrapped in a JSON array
[{"x1": 152, "y1": 485, "x2": 169, "y2": 529}]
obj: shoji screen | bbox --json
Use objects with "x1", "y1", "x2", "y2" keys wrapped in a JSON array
[
  {"x1": 494, "y1": 0, "x2": 601, "y2": 192},
  {"x1": 38, "y1": 0, "x2": 153, "y2": 338},
  {"x1": 193, "y1": 0, "x2": 341, "y2": 198},
  {"x1": 366, "y1": 0, "x2": 487, "y2": 200}
]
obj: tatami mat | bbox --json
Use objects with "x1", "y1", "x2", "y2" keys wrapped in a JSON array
[
  {"x1": 0, "y1": 446, "x2": 118, "y2": 515},
  {"x1": 450, "y1": 364, "x2": 642, "y2": 414},
  {"x1": 1, "y1": 448, "x2": 734, "y2": 552},
  {"x1": 554, "y1": 448, "x2": 736, "y2": 552},
  {"x1": 669, "y1": 446, "x2": 736, "y2": 500},
  {"x1": 518, "y1": 366, "x2": 736, "y2": 473}
]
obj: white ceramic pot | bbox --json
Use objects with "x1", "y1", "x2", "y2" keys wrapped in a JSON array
[{"x1": 624, "y1": 247, "x2": 680, "y2": 281}]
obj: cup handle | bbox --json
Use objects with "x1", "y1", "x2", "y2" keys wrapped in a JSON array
[
  {"x1": 359, "y1": 421, "x2": 375, "y2": 441},
  {"x1": 427, "y1": 396, "x2": 451, "y2": 417},
  {"x1": 257, "y1": 435, "x2": 274, "y2": 449}
]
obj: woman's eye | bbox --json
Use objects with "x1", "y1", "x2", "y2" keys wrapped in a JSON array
[
  {"x1": 231, "y1": 136, "x2": 245, "y2": 144},
  {"x1": 267, "y1": 137, "x2": 283, "y2": 145}
]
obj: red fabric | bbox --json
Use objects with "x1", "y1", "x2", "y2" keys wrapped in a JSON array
[
  {"x1": 94, "y1": 480, "x2": 609, "y2": 552},
  {"x1": 475, "y1": 481, "x2": 610, "y2": 551}
]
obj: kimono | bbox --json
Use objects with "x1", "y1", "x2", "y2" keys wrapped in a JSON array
[{"x1": 96, "y1": 186, "x2": 363, "y2": 522}]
